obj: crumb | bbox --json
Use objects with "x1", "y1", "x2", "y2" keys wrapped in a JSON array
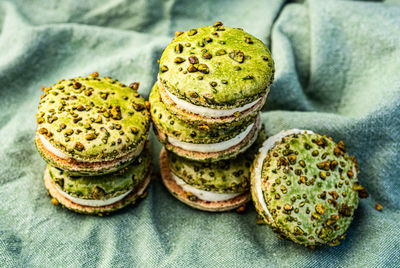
[{"x1": 236, "y1": 204, "x2": 246, "y2": 213}]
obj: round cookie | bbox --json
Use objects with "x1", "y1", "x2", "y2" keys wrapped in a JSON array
[
  {"x1": 251, "y1": 129, "x2": 369, "y2": 247},
  {"x1": 160, "y1": 128, "x2": 266, "y2": 212},
  {"x1": 45, "y1": 145, "x2": 152, "y2": 215},
  {"x1": 158, "y1": 21, "x2": 274, "y2": 126},
  {"x1": 160, "y1": 148, "x2": 249, "y2": 212},
  {"x1": 35, "y1": 73, "x2": 150, "y2": 176}
]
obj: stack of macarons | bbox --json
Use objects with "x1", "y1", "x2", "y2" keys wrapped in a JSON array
[
  {"x1": 152, "y1": 22, "x2": 275, "y2": 211},
  {"x1": 35, "y1": 73, "x2": 152, "y2": 215}
]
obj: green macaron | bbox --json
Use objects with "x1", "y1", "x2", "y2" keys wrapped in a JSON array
[
  {"x1": 151, "y1": 85, "x2": 262, "y2": 162},
  {"x1": 251, "y1": 130, "x2": 369, "y2": 247},
  {"x1": 159, "y1": 128, "x2": 266, "y2": 212},
  {"x1": 35, "y1": 73, "x2": 150, "y2": 176},
  {"x1": 150, "y1": 83, "x2": 252, "y2": 144},
  {"x1": 45, "y1": 145, "x2": 152, "y2": 215},
  {"x1": 166, "y1": 128, "x2": 266, "y2": 194},
  {"x1": 158, "y1": 22, "x2": 275, "y2": 109}
]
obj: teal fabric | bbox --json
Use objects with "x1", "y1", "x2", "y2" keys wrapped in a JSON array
[{"x1": 0, "y1": 0, "x2": 399, "y2": 267}]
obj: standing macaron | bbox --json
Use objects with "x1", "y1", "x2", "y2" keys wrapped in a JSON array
[
  {"x1": 35, "y1": 73, "x2": 150, "y2": 176},
  {"x1": 251, "y1": 129, "x2": 368, "y2": 247}
]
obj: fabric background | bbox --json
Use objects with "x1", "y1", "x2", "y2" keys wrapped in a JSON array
[{"x1": 0, "y1": 0, "x2": 399, "y2": 267}]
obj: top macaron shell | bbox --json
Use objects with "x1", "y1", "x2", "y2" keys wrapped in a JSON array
[
  {"x1": 158, "y1": 24, "x2": 275, "y2": 108},
  {"x1": 36, "y1": 75, "x2": 150, "y2": 162}
]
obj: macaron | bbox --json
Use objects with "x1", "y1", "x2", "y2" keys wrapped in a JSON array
[
  {"x1": 45, "y1": 143, "x2": 152, "y2": 215},
  {"x1": 160, "y1": 128, "x2": 266, "y2": 212},
  {"x1": 251, "y1": 129, "x2": 369, "y2": 247},
  {"x1": 157, "y1": 21, "x2": 274, "y2": 127},
  {"x1": 150, "y1": 83, "x2": 262, "y2": 162},
  {"x1": 35, "y1": 73, "x2": 150, "y2": 176}
]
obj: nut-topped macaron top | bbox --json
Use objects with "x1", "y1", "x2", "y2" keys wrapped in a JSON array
[
  {"x1": 158, "y1": 22, "x2": 275, "y2": 108},
  {"x1": 36, "y1": 73, "x2": 150, "y2": 161},
  {"x1": 253, "y1": 131, "x2": 368, "y2": 246}
]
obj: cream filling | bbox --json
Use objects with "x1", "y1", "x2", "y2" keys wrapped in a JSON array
[
  {"x1": 172, "y1": 173, "x2": 241, "y2": 202},
  {"x1": 39, "y1": 134, "x2": 75, "y2": 160},
  {"x1": 162, "y1": 81, "x2": 263, "y2": 118},
  {"x1": 254, "y1": 129, "x2": 315, "y2": 223},
  {"x1": 56, "y1": 186, "x2": 133, "y2": 207},
  {"x1": 167, "y1": 113, "x2": 261, "y2": 153}
]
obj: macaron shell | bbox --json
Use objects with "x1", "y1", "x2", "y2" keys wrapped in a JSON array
[
  {"x1": 44, "y1": 166, "x2": 152, "y2": 215},
  {"x1": 150, "y1": 83, "x2": 251, "y2": 144},
  {"x1": 159, "y1": 25, "x2": 274, "y2": 108},
  {"x1": 35, "y1": 133, "x2": 145, "y2": 176},
  {"x1": 156, "y1": 113, "x2": 261, "y2": 162},
  {"x1": 48, "y1": 146, "x2": 152, "y2": 200},
  {"x1": 157, "y1": 81, "x2": 265, "y2": 127},
  {"x1": 167, "y1": 127, "x2": 266, "y2": 193},
  {"x1": 36, "y1": 75, "x2": 150, "y2": 162},
  {"x1": 159, "y1": 148, "x2": 250, "y2": 212},
  {"x1": 167, "y1": 151, "x2": 251, "y2": 194}
]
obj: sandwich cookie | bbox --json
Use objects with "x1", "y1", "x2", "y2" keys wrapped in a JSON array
[
  {"x1": 158, "y1": 21, "x2": 274, "y2": 127},
  {"x1": 45, "y1": 144, "x2": 152, "y2": 215},
  {"x1": 150, "y1": 83, "x2": 261, "y2": 161},
  {"x1": 160, "y1": 128, "x2": 266, "y2": 212},
  {"x1": 35, "y1": 73, "x2": 150, "y2": 176},
  {"x1": 251, "y1": 129, "x2": 369, "y2": 247}
]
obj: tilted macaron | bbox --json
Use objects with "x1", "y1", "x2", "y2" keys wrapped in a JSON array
[
  {"x1": 157, "y1": 21, "x2": 274, "y2": 127},
  {"x1": 150, "y1": 83, "x2": 262, "y2": 162},
  {"x1": 45, "y1": 144, "x2": 152, "y2": 215},
  {"x1": 35, "y1": 73, "x2": 150, "y2": 176},
  {"x1": 160, "y1": 128, "x2": 266, "y2": 212},
  {"x1": 251, "y1": 129, "x2": 368, "y2": 247}
]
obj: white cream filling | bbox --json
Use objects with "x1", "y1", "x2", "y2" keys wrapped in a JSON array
[
  {"x1": 162, "y1": 81, "x2": 263, "y2": 118},
  {"x1": 167, "y1": 113, "x2": 261, "y2": 153},
  {"x1": 39, "y1": 134, "x2": 150, "y2": 162},
  {"x1": 172, "y1": 173, "x2": 241, "y2": 202},
  {"x1": 39, "y1": 134, "x2": 73, "y2": 160},
  {"x1": 56, "y1": 186, "x2": 133, "y2": 207},
  {"x1": 253, "y1": 129, "x2": 315, "y2": 223}
]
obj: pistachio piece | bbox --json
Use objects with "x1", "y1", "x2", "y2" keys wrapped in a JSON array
[
  {"x1": 198, "y1": 64, "x2": 209, "y2": 74},
  {"x1": 85, "y1": 133, "x2": 96, "y2": 140},
  {"x1": 129, "y1": 82, "x2": 140, "y2": 90},
  {"x1": 175, "y1": 43, "x2": 183, "y2": 53},
  {"x1": 229, "y1": 50, "x2": 245, "y2": 63},
  {"x1": 215, "y1": 49, "x2": 227, "y2": 56},
  {"x1": 174, "y1": 57, "x2": 185, "y2": 64},
  {"x1": 188, "y1": 56, "x2": 199, "y2": 64},
  {"x1": 187, "y1": 29, "x2": 198, "y2": 36}
]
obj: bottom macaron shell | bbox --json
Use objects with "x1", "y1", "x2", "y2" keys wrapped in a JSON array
[
  {"x1": 155, "y1": 114, "x2": 261, "y2": 162},
  {"x1": 159, "y1": 148, "x2": 250, "y2": 212},
  {"x1": 44, "y1": 166, "x2": 152, "y2": 215},
  {"x1": 35, "y1": 134, "x2": 145, "y2": 176}
]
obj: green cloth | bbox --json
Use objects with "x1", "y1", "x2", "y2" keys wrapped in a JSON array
[{"x1": 0, "y1": 0, "x2": 399, "y2": 267}]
